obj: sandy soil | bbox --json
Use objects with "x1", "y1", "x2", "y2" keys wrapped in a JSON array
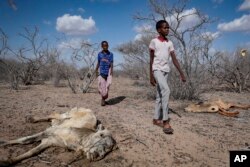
[{"x1": 0, "y1": 77, "x2": 250, "y2": 167}]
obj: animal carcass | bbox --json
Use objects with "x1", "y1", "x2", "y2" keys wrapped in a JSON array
[
  {"x1": 184, "y1": 99, "x2": 250, "y2": 117},
  {"x1": 0, "y1": 107, "x2": 117, "y2": 166}
]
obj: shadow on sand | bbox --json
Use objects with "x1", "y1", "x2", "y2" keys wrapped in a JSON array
[{"x1": 106, "y1": 96, "x2": 126, "y2": 105}]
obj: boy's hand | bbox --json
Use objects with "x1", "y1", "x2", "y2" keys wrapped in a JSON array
[
  {"x1": 180, "y1": 74, "x2": 186, "y2": 82},
  {"x1": 150, "y1": 77, "x2": 156, "y2": 86}
]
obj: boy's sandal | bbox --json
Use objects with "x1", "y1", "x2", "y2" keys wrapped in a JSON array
[
  {"x1": 163, "y1": 127, "x2": 174, "y2": 134},
  {"x1": 153, "y1": 119, "x2": 164, "y2": 128},
  {"x1": 101, "y1": 100, "x2": 106, "y2": 106}
]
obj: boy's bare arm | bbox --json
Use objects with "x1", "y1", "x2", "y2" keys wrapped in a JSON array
[
  {"x1": 150, "y1": 50, "x2": 156, "y2": 86},
  {"x1": 95, "y1": 61, "x2": 100, "y2": 77},
  {"x1": 110, "y1": 62, "x2": 113, "y2": 76},
  {"x1": 170, "y1": 51, "x2": 186, "y2": 82}
]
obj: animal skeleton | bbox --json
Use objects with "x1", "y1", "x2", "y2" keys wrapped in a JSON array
[
  {"x1": 184, "y1": 99, "x2": 250, "y2": 117},
  {"x1": 0, "y1": 107, "x2": 116, "y2": 166}
]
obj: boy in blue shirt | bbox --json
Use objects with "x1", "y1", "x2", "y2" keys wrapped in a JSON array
[
  {"x1": 149, "y1": 20, "x2": 186, "y2": 134},
  {"x1": 95, "y1": 41, "x2": 113, "y2": 106}
]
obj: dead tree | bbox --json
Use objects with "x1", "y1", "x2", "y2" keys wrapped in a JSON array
[
  {"x1": 63, "y1": 41, "x2": 99, "y2": 93},
  {"x1": 117, "y1": 35, "x2": 153, "y2": 80},
  {"x1": 118, "y1": 0, "x2": 215, "y2": 99},
  {"x1": 0, "y1": 27, "x2": 49, "y2": 88},
  {"x1": 16, "y1": 27, "x2": 49, "y2": 85}
]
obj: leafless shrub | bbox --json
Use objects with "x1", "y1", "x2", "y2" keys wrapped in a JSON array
[
  {"x1": 0, "y1": 27, "x2": 50, "y2": 89},
  {"x1": 133, "y1": 80, "x2": 148, "y2": 87},
  {"x1": 16, "y1": 27, "x2": 49, "y2": 85},
  {"x1": 117, "y1": 35, "x2": 154, "y2": 81},
  {"x1": 0, "y1": 28, "x2": 20, "y2": 89},
  {"x1": 0, "y1": 27, "x2": 101, "y2": 93},
  {"x1": 61, "y1": 41, "x2": 99, "y2": 93},
  {"x1": 130, "y1": 83, "x2": 156, "y2": 100},
  {"x1": 112, "y1": 69, "x2": 127, "y2": 78},
  {"x1": 209, "y1": 49, "x2": 250, "y2": 93},
  {"x1": 145, "y1": 87, "x2": 156, "y2": 100},
  {"x1": 40, "y1": 48, "x2": 65, "y2": 87},
  {"x1": 0, "y1": 58, "x2": 21, "y2": 89},
  {"x1": 62, "y1": 63, "x2": 79, "y2": 93},
  {"x1": 169, "y1": 71, "x2": 215, "y2": 100}
]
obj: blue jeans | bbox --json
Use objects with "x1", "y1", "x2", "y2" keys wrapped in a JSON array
[{"x1": 153, "y1": 70, "x2": 170, "y2": 121}]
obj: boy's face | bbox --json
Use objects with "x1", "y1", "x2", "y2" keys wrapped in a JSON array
[
  {"x1": 157, "y1": 22, "x2": 170, "y2": 36},
  {"x1": 102, "y1": 42, "x2": 109, "y2": 51}
]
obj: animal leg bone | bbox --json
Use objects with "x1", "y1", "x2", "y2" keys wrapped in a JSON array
[
  {"x1": 229, "y1": 103, "x2": 250, "y2": 110},
  {"x1": 218, "y1": 108, "x2": 239, "y2": 117},
  {"x1": 0, "y1": 131, "x2": 46, "y2": 146},
  {"x1": 0, "y1": 139, "x2": 50, "y2": 166},
  {"x1": 26, "y1": 113, "x2": 64, "y2": 123}
]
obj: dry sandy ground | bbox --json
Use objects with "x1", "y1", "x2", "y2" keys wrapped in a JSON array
[{"x1": 0, "y1": 77, "x2": 250, "y2": 167}]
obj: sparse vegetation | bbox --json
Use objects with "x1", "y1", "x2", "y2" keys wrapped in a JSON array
[
  {"x1": 0, "y1": 0, "x2": 249, "y2": 98},
  {"x1": 209, "y1": 49, "x2": 250, "y2": 93},
  {"x1": 0, "y1": 28, "x2": 99, "y2": 93},
  {"x1": 117, "y1": 0, "x2": 250, "y2": 100},
  {"x1": 1, "y1": 0, "x2": 250, "y2": 167}
]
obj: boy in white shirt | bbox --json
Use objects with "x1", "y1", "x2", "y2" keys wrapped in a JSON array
[{"x1": 149, "y1": 20, "x2": 186, "y2": 134}]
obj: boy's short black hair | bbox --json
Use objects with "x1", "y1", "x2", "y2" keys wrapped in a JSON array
[
  {"x1": 101, "y1": 41, "x2": 108, "y2": 45},
  {"x1": 156, "y1": 20, "x2": 169, "y2": 30}
]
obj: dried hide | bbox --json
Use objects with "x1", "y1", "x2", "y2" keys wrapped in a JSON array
[
  {"x1": 0, "y1": 107, "x2": 117, "y2": 166},
  {"x1": 184, "y1": 99, "x2": 250, "y2": 117}
]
